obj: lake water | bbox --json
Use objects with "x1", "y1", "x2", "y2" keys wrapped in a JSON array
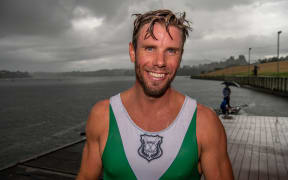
[{"x1": 1, "y1": 76, "x2": 288, "y2": 169}]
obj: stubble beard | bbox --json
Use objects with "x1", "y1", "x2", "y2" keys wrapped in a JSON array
[{"x1": 134, "y1": 59, "x2": 177, "y2": 98}]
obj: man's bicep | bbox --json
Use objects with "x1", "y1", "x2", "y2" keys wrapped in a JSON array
[
  {"x1": 77, "y1": 100, "x2": 109, "y2": 180},
  {"x1": 200, "y1": 117, "x2": 234, "y2": 180},
  {"x1": 77, "y1": 141, "x2": 102, "y2": 180}
]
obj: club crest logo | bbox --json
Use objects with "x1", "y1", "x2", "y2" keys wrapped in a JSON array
[{"x1": 138, "y1": 134, "x2": 163, "y2": 162}]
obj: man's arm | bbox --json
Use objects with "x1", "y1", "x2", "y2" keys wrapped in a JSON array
[
  {"x1": 77, "y1": 100, "x2": 109, "y2": 180},
  {"x1": 197, "y1": 104, "x2": 234, "y2": 180}
]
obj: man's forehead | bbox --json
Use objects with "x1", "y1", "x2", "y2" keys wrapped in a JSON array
[{"x1": 139, "y1": 23, "x2": 182, "y2": 41}]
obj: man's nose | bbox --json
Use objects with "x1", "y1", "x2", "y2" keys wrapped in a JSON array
[{"x1": 153, "y1": 51, "x2": 166, "y2": 67}]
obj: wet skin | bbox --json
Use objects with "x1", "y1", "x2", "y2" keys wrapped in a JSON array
[{"x1": 129, "y1": 23, "x2": 183, "y2": 97}]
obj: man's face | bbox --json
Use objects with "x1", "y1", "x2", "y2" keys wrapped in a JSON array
[{"x1": 129, "y1": 23, "x2": 183, "y2": 97}]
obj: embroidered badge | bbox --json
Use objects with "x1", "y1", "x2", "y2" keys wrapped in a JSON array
[{"x1": 138, "y1": 134, "x2": 163, "y2": 162}]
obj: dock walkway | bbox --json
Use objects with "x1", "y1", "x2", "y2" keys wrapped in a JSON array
[{"x1": 1, "y1": 115, "x2": 288, "y2": 179}]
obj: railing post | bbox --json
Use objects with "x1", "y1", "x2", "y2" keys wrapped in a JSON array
[
  {"x1": 285, "y1": 78, "x2": 288, "y2": 93},
  {"x1": 285, "y1": 78, "x2": 288, "y2": 92}
]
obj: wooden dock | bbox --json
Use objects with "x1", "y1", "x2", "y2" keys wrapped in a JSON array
[
  {"x1": 1, "y1": 115, "x2": 288, "y2": 179},
  {"x1": 223, "y1": 115, "x2": 288, "y2": 180}
]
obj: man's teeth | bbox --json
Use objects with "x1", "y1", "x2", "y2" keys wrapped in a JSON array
[{"x1": 149, "y1": 72, "x2": 165, "y2": 78}]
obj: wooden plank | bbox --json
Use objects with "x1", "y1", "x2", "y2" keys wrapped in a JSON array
[
  {"x1": 277, "y1": 117, "x2": 288, "y2": 179},
  {"x1": 225, "y1": 116, "x2": 241, "y2": 146},
  {"x1": 265, "y1": 117, "x2": 274, "y2": 146},
  {"x1": 283, "y1": 117, "x2": 288, "y2": 145},
  {"x1": 221, "y1": 116, "x2": 235, "y2": 137},
  {"x1": 221, "y1": 115, "x2": 238, "y2": 154},
  {"x1": 249, "y1": 117, "x2": 260, "y2": 180},
  {"x1": 279, "y1": 116, "x2": 288, "y2": 146},
  {"x1": 241, "y1": 116, "x2": 250, "y2": 144},
  {"x1": 232, "y1": 116, "x2": 247, "y2": 179},
  {"x1": 238, "y1": 148, "x2": 251, "y2": 180},
  {"x1": 250, "y1": 148, "x2": 260, "y2": 180},
  {"x1": 238, "y1": 116, "x2": 253, "y2": 180},
  {"x1": 247, "y1": 117, "x2": 256, "y2": 146},
  {"x1": 227, "y1": 116, "x2": 243, "y2": 163},
  {"x1": 265, "y1": 117, "x2": 278, "y2": 180},
  {"x1": 22, "y1": 141, "x2": 85, "y2": 175},
  {"x1": 270, "y1": 117, "x2": 288, "y2": 180},
  {"x1": 229, "y1": 116, "x2": 244, "y2": 159},
  {"x1": 259, "y1": 116, "x2": 269, "y2": 180},
  {"x1": 254, "y1": 117, "x2": 261, "y2": 146},
  {"x1": 0, "y1": 163, "x2": 75, "y2": 180}
]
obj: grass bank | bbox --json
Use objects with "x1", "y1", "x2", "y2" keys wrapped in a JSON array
[{"x1": 202, "y1": 61, "x2": 288, "y2": 77}]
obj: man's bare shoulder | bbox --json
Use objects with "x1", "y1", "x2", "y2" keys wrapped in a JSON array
[
  {"x1": 197, "y1": 103, "x2": 219, "y2": 124},
  {"x1": 86, "y1": 99, "x2": 110, "y2": 140},
  {"x1": 89, "y1": 99, "x2": 110, "y2": 119},
  {"x1": 196, "y1": 104, "x2": 233, "y2": 179},
  {"x1": 196, "y1": 103, "x2": 225, "y2": 144}
]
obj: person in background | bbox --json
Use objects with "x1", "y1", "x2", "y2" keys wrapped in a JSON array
[
  {"x1": 220, "y1": 98, "x2": 228, "y2": 115},
  {"x1": 223, "y1": 84, "x2": 231, "y2": 108},
  {"x1": 253, "y1": 65, "x2": 258, "y2": 76}
]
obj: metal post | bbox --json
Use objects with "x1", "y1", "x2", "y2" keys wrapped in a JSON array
[
  {"x1": 277, "y1": 31, "x2": 282, "y2": 74},
  {"x1": 248, "y1": 48, "x2": 251, "y2": 84}
]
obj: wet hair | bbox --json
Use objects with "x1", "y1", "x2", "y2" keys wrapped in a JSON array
[{"x1": 132, "y1": 9, "x2": 192, "y2": 50}]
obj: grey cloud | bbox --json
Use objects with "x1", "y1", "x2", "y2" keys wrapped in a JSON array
[
  {"x1": 0, "y1": 0, "x2": 133, "y2": 72},
  {"x1": 185, "y1": 33, "x2": 287, "y2": 63},
  {"x1": 76, "y1": 0, "x2": 130, "y2": 23},
  {"x1": 0, "y1": 0, "x2": 287, "y2": 72},
  {"x1": 185, "y1": 0, "x2": 286, "y2": 11},
  {"x1": 0, "y1": 32, "x2": 130, "y2": 70},
  {"x1": 51, "y1": 43, "x2": 128, "y2": 63},
  {"x1": 130, "y1": 0, "x2": 164, "y2": 12},
  {"x1": 186, "y1": 0, "x2": 253, "y2": 11},
  {"x1": 0, "y1": 0, "x2": 71, "y2": 37}
]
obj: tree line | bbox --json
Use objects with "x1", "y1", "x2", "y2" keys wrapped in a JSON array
[
  {"x1": 256, "y1": 55, "x2": 288, "y2": 64},
  {"x1": 177, "y1": 55, "x2": 288, "y2": 76},
  {"x1": 0, "y1": 70, "x2": 31, "y2": 79},
  {"x1": 177, "y1": 55, "x2": 247, "y2": 76},
  {"x1": 2, "y1": 55, "x2": 287, "y2": 78}
]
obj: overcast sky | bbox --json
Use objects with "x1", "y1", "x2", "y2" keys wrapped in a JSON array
[{"x1": 0, "y1": 0, "x2": 287, "y2": 72}]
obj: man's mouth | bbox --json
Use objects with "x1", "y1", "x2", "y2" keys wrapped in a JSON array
[{"x1": 148, "y1": 72, "x2": 165, "y2": 78}]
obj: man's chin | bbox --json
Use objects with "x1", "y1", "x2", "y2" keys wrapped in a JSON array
[
  {"x1": 144, "y1": 90, "x2": 164, "y2": 98},
  {"x1": 136, "y1": 70, "x2": 172, "y2": 98},
  {"x1": 142, "y1": 84, "x2": 170, "y2": 98}
]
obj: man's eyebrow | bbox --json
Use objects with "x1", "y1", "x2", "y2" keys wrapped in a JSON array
[
  {"x1": 141, "y1": 44, "x2": 157, "y2": 48},
  {"x1": 167, "y1": 47, "x2": 181, "y2": 50}
]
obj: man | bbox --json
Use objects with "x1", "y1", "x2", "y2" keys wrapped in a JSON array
[
  {"x1": 223, "y1": 84, "x2": 231, "y2": 108},
  {"x1": 77, "y1": 9, "x2": 234, "y2": 180},
  {"x1": 253, "y1": 65, "x2": 258, "y2": 76}
]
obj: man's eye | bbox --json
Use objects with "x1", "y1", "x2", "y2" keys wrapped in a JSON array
[
  {"x1": 168, "y1": 49, "x2": 176, "y2": 54},
  {"x1": 145, "y1": 47, "x2": 153, "y2": 51}
]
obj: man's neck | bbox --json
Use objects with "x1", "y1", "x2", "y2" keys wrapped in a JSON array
[
  {"x1": 120, "y1": 83, "x2": 185, "y2": 131},
  {"x1": 136, "y1": 84, "x2": 173, "y2": 108}
]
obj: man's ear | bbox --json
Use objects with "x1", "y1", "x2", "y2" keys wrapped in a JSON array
[
  {"x1": 129, "y1": 42, "x2": 136, "y2": 63},
  {"x1": 180, "y1": 48, "x2": 184, "y2": 63}
]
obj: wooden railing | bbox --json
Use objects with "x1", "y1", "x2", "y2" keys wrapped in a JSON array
[{"x1": 191, "y1": 76, "x2": 288, "y2": 96}]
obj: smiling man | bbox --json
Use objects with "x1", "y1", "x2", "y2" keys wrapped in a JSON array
[{"x1": 77, "y1": 9, "x2": 234, "y2": 180}]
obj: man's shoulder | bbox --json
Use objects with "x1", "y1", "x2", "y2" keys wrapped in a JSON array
[
  {"x1": 86, "y1": 99, "x2": 110, "y2": 139},
  {"x1": 196, "y1": 103, "x2": 223, "y2": 135},
  {"x1": 90, "y1": 99, "x2": 110, "y2": 116},
  {"x1": 196, "y1": 103, "x2": 225, "y2": 146},
  {"x1": 197, "y1": 104, "x2": 218, "y2": 123},
  {"x1": 88, "y1": 99, "x2": 110, "y2": 126}
]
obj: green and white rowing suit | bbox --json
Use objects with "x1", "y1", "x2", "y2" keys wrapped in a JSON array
[{"x1": 102, "y1": 94, "x2": 201, "y2": 180}]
